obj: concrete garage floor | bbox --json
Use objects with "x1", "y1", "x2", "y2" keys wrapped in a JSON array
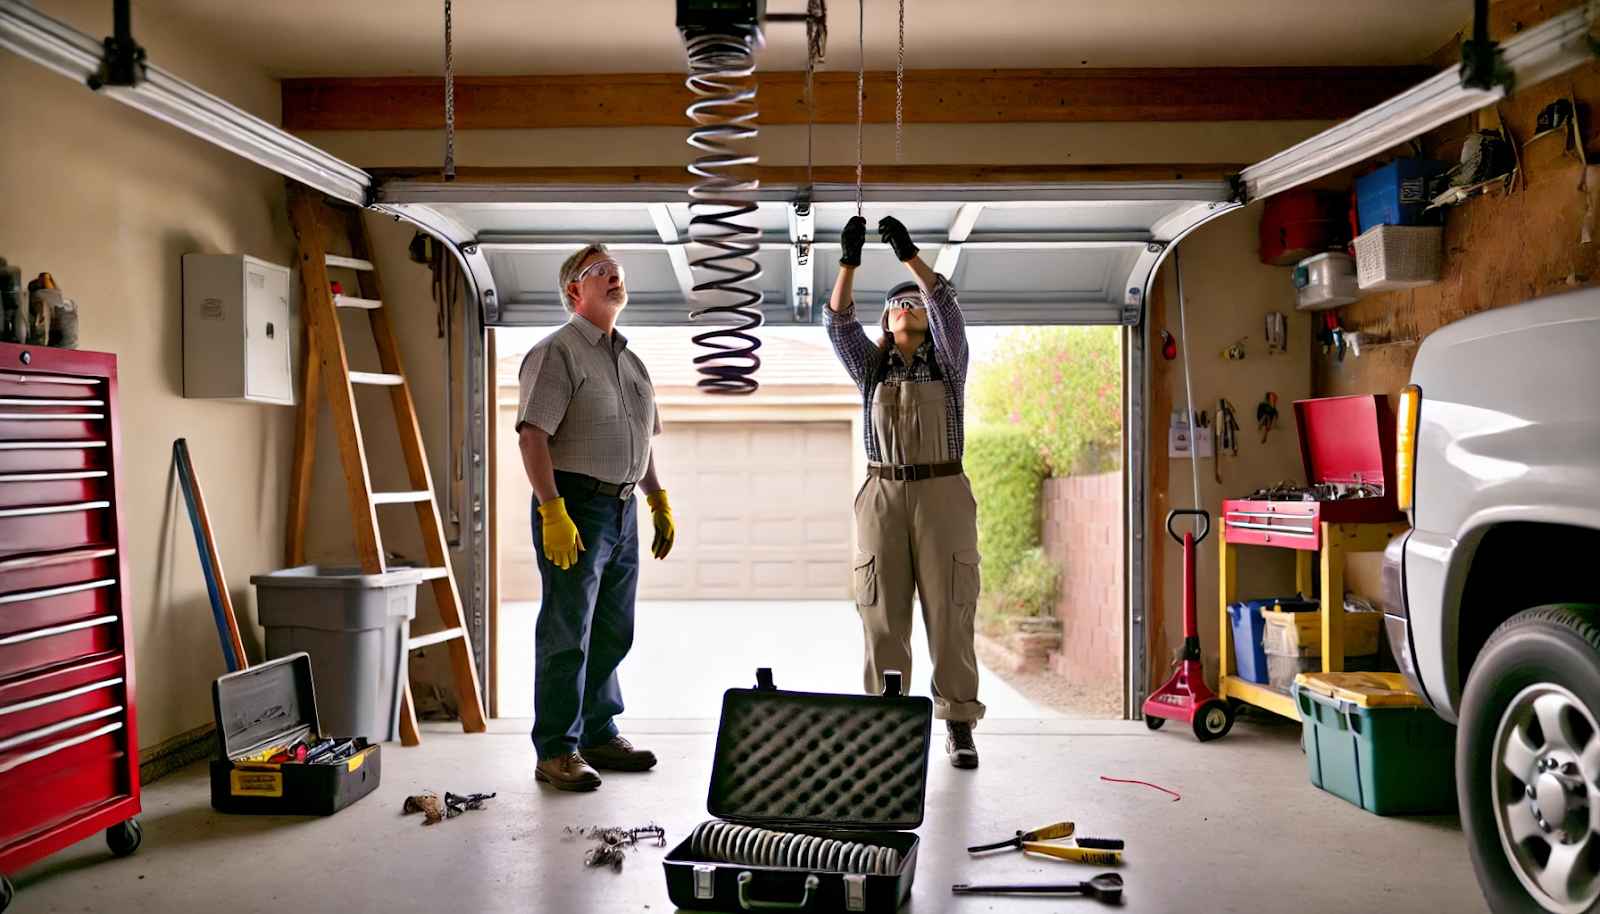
[
  {"x1": 497, "y1": 600, "x2": 1064, "y2": 720},
  {"x1": 13, "y1": 717, "x2": 1488, "y2": 913}
]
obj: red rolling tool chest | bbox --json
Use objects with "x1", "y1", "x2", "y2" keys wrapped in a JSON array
[
  {"x1": 0, "y1": 343, "x2": 141, "y2": 910},
  {"x1": 1222, "y1": 395, "x2": 1406, "y2": 550}
]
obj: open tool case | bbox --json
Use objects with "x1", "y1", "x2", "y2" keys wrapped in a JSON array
[
  {"x1": 664, "y1": 668, "x2": 931, "y2": 913},
  {"x1": 209, "y1": 652, "x2": 381, "y2": 815}
]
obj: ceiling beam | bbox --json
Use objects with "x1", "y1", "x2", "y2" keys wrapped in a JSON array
[
  {"x1": 283, "y1": 67, "x2": 1433, "y2": 132},
  {"x1": 370, "y1": 163, "x2": 1243, "y2": 187}
]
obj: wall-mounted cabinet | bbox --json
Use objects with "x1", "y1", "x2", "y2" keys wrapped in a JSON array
[{"x1": 181, "y1": 254, "x2": 294, "y2": 405}]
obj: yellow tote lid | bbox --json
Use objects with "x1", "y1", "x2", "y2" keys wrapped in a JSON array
[{"x1": 1292, "y1": 672, "x2": 1426, "y2": 707}]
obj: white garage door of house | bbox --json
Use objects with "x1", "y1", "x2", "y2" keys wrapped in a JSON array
[{"x1": 639, "y1": 421, "x2": 855, "y2": 600}]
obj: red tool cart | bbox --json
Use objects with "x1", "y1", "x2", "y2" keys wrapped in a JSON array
[
  {"x1": 0, "y1": 343, "x2": 141, "y2": 911},
  {"x1": 1216, "y1": 395, "x2": 1409, "y2": 722}
]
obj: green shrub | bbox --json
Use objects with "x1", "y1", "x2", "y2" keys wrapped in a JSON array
[
  {"x1": 998, "y1": 547, "x2": 1060, "y2": 617},
  {"x1": 971, "y1": 326, "x2": 1122, "y2": 476},
  {"x1": 965, "y1": 424, "x2": 1046, "y2": 586}
]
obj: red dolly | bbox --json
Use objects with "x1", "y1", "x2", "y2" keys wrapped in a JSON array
[{"x1": 1143, "y1": 510, "x2": 1234, "y2": 742}]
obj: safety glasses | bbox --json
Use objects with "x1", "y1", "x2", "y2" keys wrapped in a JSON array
[
  {"x1": 576, "y1": 259, "x2": 626, "y2": 283},
  {"x1": 886, "y1": 296, "x2": 925, "y2": 312}
]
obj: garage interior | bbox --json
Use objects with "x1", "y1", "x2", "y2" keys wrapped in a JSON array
[{"x1": 3, "y1": 0, "x2": 1599, "y2": 912}]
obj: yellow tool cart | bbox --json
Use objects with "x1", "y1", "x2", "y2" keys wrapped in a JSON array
[{"x1": 1215, "y1": 395, "x2": 1409, "y2": 721}]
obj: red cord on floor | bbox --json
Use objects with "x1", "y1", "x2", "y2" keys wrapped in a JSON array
[{"x1": 1100, "y1": 776, "x2": 1181, "y2": 801}]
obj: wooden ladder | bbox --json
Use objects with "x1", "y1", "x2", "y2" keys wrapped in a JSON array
[{"x1": 285, "y1": 182, "x2": 487, "y2": 747}]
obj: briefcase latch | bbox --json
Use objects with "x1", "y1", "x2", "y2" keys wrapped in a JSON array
[
  {"x1": 695, "y1": 864, "x2": 716, "y2": 899},
  {"x1": 844, "y1": 873, "x2": 867, "y2": 911}
]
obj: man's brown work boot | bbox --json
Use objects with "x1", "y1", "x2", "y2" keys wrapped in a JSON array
[
  {"x1": 580, "y1": 735, "x2": 658, "y2": 772},
  {"x1": 535, "y1": 752, "x2": 603, "y2": 791}
]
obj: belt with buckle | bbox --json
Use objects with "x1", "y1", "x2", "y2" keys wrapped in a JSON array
[
  {"x1": 867, "y1": 460, "x2": 963, "y2": 482},
  {"x1": 554, "y1": 470, "x2": 636, "y2": 501}
]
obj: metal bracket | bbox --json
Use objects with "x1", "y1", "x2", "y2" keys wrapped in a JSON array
[
  {"x1": 695, "y1": 864, "x2": 716, "y2": 900},
  {"x1": 87, "y1": 0, "x2": 145, "y2": 89},
  {"x1": 788, "y1": 201, "x2": 816, "y2": 323},
  {"x1": 844, "y1": 873, "x2": 867, "y2": 911},
  {"x1": 1461, "y1": 0, "x2": 1513, "y2": 92}
]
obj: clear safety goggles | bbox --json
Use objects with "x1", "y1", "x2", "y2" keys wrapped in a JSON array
[
  {"x1": 885, "y1": 295, "x2": 925, "y2": 312},
  {"x1": 576, "y1": 259, "x2": 626, "y2": 283}
]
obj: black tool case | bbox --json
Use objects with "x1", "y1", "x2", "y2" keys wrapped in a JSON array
[
  {"x1": 664, "y1": 669, "x2": 931, "y2": 913},
  {"x1": 209, "y1": 652, "x2": 381, "y2": 815}
]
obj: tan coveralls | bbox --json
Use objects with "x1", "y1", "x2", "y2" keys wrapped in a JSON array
[{"x1": 853, "y1": 354, "x2": 986, "y2": 722}]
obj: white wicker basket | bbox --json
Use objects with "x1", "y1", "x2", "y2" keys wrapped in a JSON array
[{"x1": 1353, "y1": 224, "x2": 1442, "y2": 292}]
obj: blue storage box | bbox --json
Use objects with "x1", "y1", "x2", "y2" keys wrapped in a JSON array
[
  {"x1": 1227, "y1": 600, "x2": 1273, "y2": 684},
  {"x1": 1355, "y1": 159, "x2": 1449, "y2": 233}
]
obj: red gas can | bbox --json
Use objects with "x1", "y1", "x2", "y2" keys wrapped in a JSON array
[{"x1": 1258, "y1": 189, "x2": 1352, "y2": 266}]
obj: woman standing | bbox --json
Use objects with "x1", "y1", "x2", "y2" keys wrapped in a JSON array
[{"x1": 826, "y1": 215, "x2": 985, "y2": 769}]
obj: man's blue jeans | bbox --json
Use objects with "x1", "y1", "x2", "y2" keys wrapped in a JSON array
[{"x1": 530, "y1": 481, "x2": 639, "y2": 760}]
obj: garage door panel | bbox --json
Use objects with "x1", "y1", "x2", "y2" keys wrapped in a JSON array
[
  {"x1": 751, "y1": 518, "x2": 798, "y2": 546},
  {"x1": 805, "y1": 518, "x2": 850, "y2": 546},
  {"x1": 700, "y1": 518, "x2": 743, "y2": 546},
  {"x1": 636, "y1": 421, "x2": 854, "y2": 600}
]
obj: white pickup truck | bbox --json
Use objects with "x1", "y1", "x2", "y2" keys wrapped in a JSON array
[{"x1": 1383, "y1": 289, "x2": 1600, "y2": 914}]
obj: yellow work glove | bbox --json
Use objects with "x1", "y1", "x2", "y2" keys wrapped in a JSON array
[
  {"x1": 646, "y1": 490, "x2": 675, "y2": 560},
  {"x1": 537, "y1": 497, "x2": 584, "y2": 570}
]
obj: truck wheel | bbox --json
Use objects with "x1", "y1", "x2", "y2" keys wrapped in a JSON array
[{"x1": 1459, "y1": 604, "x2": 1600, "y2": 914}]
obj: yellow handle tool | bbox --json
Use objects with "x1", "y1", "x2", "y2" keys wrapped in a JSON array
[{"x1": 1021, "y1": 843, "x2": 1123, "y2": 867}]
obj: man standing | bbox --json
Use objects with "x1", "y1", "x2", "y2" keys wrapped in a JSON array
[
  {"x1": 516, "y1": 243, "x2": 676, "y2": 791},
  {"x1": 825, "y1": 216, "x2": 986, "y2": 769}
]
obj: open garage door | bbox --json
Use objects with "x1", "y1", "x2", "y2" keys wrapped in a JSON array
[{"x1": 370, "y1": 182, "x2": 1237, "y2": 328}]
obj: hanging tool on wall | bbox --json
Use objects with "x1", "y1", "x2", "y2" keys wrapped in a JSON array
[
  {"x1": 1264, "y1": 311, "x2": 1287, "y2": 356},
  {"x1": 174, "y1": 439, "x2": 248, "y2": 672},
  {"x1": 1215, "y1": 398, "x2": 1240, "y2": 484},
  {"x1": 1257, "y1": 393, "x2": 1279, "y2": 444},
  {"x1": 1220, "y1": 338, "x2": 1247, "y2": 361},
  {"x1": 1316, "y1": 311, "x2": 1347, "y2": 361},
  {"x1": 1160, "y1": 329, "x2": 1177, "y2": 360}
]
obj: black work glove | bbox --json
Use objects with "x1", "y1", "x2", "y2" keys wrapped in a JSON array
[
  {"x1": 879, "y1": 216, "x2": 919, "y2": 262},
  {"x1": 839, "y1": 216, "x2": 867, "y2": 268}
]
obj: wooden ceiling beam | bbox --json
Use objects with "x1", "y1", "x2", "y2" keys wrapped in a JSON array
[
  {"x1": 368, "y1": 163, "x2": 1244, "y2": 185},
  {"x1": 285, "y1": 67, "x2": 1433, "y2": 131}
]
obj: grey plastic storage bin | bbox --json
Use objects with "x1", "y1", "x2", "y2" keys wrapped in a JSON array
[{"x1": 252, "y1": 565, "x2": 431, "y2": 742}]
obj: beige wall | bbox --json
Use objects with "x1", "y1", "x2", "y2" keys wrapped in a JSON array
[
  {"x1": 1148, "y1": 202, "x2": 1314, "y2": 685},
  {"x1": 0, "y1": 3, "x2": 295, "y2": 749}
]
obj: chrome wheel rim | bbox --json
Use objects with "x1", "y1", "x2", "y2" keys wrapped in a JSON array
[{"x1": 1492, "y1": 682, "x2": 1600, "y2": 913}]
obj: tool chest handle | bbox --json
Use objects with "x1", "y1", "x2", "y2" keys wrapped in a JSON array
[
  {"x1": 1166, "y1": 509, "x2": 1210, "y2": 545},
  {"x1": 737, "y1": 872, "x2": 820, "y2": 910}
]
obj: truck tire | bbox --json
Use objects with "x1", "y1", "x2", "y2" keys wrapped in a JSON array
[{"x1": 1459, "y1": 604, "x2": 1600, "y2": 914}]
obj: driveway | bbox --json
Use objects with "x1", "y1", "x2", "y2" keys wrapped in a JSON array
[{"x1": 497, "y1": 600, "x2": 1063, "y2": 720}]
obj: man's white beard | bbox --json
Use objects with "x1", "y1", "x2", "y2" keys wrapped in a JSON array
[{"x1": 605, "y1": 287, "x2": 627, "y2": 308}]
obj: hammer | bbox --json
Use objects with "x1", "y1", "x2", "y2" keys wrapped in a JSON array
[{"x1": 951, "y1": 874, "x2": 1124, "y2": 904}]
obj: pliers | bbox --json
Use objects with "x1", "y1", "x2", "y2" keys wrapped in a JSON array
[{"x1": 968, "y1": 822, "x2": 1124, "y2": 853}]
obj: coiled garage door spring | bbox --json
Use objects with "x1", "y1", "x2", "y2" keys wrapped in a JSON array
[
  {"x1": 688, "y1": 820, "x2": 902, "y2": 874},
  {"x1": 684, "y1": 29, "x2": 765, "y2": 395}
]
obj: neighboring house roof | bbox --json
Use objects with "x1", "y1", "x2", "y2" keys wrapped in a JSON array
[{"x1": 497, "y1": 326, "x2": 857, "y2": 392}]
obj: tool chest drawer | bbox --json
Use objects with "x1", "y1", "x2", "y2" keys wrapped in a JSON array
[
  {"x1": 0, "y1": 344, "x2": 140, "y2": 889},
  {"x1": 1223, "y1": 501, "x2": 1320, "y2": 549}
]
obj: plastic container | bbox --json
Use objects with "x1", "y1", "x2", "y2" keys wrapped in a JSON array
[
  {"x1": 1268, "y1": 651, "x2": 1378, "y2": 690},
  {"x1": 1293, "y1": 672, "x2": 1458, "y2": 815},
  {"x1": 251, "y1": 565, "x2": 431, "y2": 742},
  {"x1": 1354, "y1": 224, "x2": 1443, "y2": 292},
  {"x1": 1227, "y1": 601, "x2": 1271, "y2": 684},
  {"x1": 1261, "y1": 606, "x2": 1382, "y2": 656},
  {"x1": 1258, "y1": 189, "x2": 1351, "y2": 266},
  {"x1": 1355, "y1": 159, "x2": 1449, "y2": 233},
  {"x1": 1293, "y1": 252, "x2": 1360, "y2": 311}
]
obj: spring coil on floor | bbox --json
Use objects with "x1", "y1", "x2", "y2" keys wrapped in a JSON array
[
  {"x1": 683, "y1": 29, "x2": 765, "y2": 395},
  {"x1": 688, "y1": 821, "x2": 902, "y2": 875}
]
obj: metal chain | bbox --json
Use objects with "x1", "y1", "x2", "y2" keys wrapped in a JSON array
[
  {"x1": 444, "y1": 0, "x2": 455, "y2": 181},
  {"x1": 855, "y1": 0, "x2": 864, "y2": 216},
  {"x1": 895, "y1": 0, "x2": 904, "y2": 164}
]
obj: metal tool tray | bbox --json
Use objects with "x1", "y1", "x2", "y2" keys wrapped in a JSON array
[
  {"x1": 663, "y1": 668, "x2": 931, "y2": 913},
  {"x1": 209, "y1": 652, "x2": 380, "y2": 816}
]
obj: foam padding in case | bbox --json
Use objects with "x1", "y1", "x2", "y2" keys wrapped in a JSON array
[{"x1": 708, "y1": 687, "x2": 932, "y2": 831}]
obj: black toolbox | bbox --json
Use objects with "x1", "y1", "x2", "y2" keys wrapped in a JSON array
[
  {"x1": 209, "y1": 652, "x2": 381, "y2": 815},
  {"x1": 664, "y1": 668, "x2": 931, "y2": 913}
]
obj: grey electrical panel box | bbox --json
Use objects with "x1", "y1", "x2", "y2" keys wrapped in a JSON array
[{"x1": 182, "y1": 253, "x2": 294, "y2": 405}]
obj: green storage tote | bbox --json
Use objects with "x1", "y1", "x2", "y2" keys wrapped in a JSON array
[{"x1": 1292, "y1": 672, "x2": 1458, "y2": 816}]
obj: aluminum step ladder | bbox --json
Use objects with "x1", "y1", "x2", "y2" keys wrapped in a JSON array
[{"x1": 285, "y1": 182, "x2": 486, "y2": 747}]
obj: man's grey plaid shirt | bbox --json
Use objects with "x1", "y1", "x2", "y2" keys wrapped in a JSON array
[{"x1": 825, "y1": 275, "x2": 968, "y2": 463}]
